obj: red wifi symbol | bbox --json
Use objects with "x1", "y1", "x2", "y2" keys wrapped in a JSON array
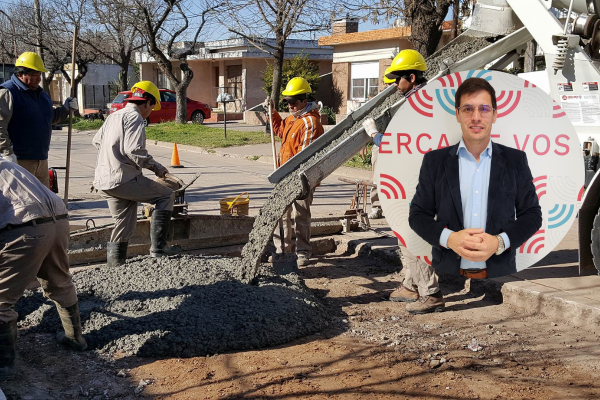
[
  {"x1": 552, "y1": 100, "x2": 566, "y2": 118},
  {"x1": 416, "y1": 256, "x2": 432, "y2": 265},
  {"x1": 496, "y1": 91, "x2": 521, "y2": 117},
  {"x1": 519, "y1": 230, "x2": 545, "y2": 254},
  {"x1": 524, "y1": 80, "x2": 537, "y2": 88},
  {"x1": 379, "y1": 174, "x2": 407, "y2": 200},
  {"x1": 393, "y1": 230, "x2": 407, "y2": 247},
  {"x1": 408, "y1": 89, "x2": 433, "y2": 118},
  {"x1": 532, "y1": 175, "x2": 547, "y2": 200},
  {"x1": 578, "y1": 185, "x2": 584, "y2": 201},
  {"x1": 437, "y1": 72, "x2": 463, "y2": 88}
]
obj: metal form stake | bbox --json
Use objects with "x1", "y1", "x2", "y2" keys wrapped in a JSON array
[{"x1": 63, "y1": 25, "x2": 78, "y2": 206}]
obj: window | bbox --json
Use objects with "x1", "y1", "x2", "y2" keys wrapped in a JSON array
[
  {"x1": 350, "y1": 62, "x2": 379, "y2": 101},
  {"x1": 227, "y1": 65, "x2": 242, "y2": 99},
  {"x1": 161, "y1": 91, "x2": 176, "y2": 102}
]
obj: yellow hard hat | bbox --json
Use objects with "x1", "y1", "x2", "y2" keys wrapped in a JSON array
[
  {"x1": 281, "y1": 77, "x2": 312, "y2": 96},
  {"x1": 385, "y1": 49, "x2": 427, "y2": 80},
  {"x1": 15, "y1": 52, "x2": 47, "y2": 73},
  {"x1": 130, "y1": 81, "x2": 161, "y2": 111}
]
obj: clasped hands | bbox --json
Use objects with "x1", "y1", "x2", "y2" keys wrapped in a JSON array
[{"x1": 447, "y1": 228, "x2": 498, "y2": 262}]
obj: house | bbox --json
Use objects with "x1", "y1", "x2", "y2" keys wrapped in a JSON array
[
  {"x1": 53, "y1": 63, "x2": 136, "y2": 112},
  {"x1": 135, "y1": 38, "x2": 333, "y2": 120},
  {"x1": 318, "y1": 18, "x2": 456, "y2": 119}
]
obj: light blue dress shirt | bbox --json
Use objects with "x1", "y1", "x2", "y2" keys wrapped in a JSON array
[{"x1": 439, "y1": 139, "x2": 511, "y2": 270}]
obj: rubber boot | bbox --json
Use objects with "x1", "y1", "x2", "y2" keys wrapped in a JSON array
[
  {"x1": 55, "y1": 302, "x2": 88, "y2": 351},
  {"x1": 150, "y1": 210, "x2": 182, "y2": 257},
  {"x1": 106, "y1": 242, "x2": 128, "y2": 267},
  {"x1": 0, "y1": 320, "x2": 17, "y2": 381}
]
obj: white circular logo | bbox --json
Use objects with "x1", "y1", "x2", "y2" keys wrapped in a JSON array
[{"x1": 377, "y1": 70, "x2": 583, "y2": 272}]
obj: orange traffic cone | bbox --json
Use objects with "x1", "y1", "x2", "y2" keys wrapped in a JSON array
[{"x1": 170, "y1": 143, "x2": 184, "y2": 168}]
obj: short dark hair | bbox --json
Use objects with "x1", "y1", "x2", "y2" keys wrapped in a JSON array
[
  {"x1": 14, "y1": 66, "x2": 37, "y2": 76},
  {"x1": 454, "y1": 77, "x2": 497, "y2": 110},
  {"x1": 400, "y1": 69, "x2": 426, "y2": 84}
]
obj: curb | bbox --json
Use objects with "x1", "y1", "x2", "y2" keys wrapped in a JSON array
[{"x1": 351, "y1": 238, "x2": 600, "y2": 331}]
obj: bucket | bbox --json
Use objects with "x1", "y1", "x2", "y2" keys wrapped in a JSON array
[{"x1": 220, "y1": 192, "x2": 250, "y2": 216}]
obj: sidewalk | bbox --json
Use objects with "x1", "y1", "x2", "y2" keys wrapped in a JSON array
[{"x1": 338, "y1": 221, "x2": 600, "y2": 333}]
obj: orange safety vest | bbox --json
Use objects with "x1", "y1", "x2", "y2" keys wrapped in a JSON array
[{"x1": 271, "y1": 108, "x2": 324, "y2": 166}]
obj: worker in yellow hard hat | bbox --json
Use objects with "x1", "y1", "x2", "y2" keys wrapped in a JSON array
[
  {"x1": 266, "y1": 77, "x2": 324, "y2": 266},
  {"x1": 0, "y1": 52, "x2": 78, "y2": 186},
  {"x1": 362, "y1": 49, "x2": 443, "y2": 314},
  {"x1": 93, "y1": 80, "x2": 180, "y2": 268}
]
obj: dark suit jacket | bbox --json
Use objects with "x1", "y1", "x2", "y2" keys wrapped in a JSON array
[{"x1": 408, "y1": 141, "x2": 542, "y2": 278}]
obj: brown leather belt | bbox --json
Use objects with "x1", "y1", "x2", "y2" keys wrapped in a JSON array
[
  {"x1": 460, "y1": 268, "x2": 488, "y2": 279},
  {"x1": 1, "y1": 214, "x2": 68, "y2": 232}
]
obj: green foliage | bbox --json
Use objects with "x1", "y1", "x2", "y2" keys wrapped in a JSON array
[
  {"x1": 344, "y1": 144, "x2": 373, "y2": 170},
  {"x1": 262, "y1": 54, "x2": 321, "y2": 111},
  {"x1": 320, "y1": 106, "x2": 336, "y2": 125}
]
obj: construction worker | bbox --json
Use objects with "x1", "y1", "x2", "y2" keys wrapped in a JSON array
[
  {"x1": 0, "y1": 52, "x2": 78, "y2": 187},
  {"x1": 268, "y1": 77, "x2": 324, "y2": 266},
  {"x1": 368, "y1": 74, "x2": 397, "y2": 220},
  {"x1": 0, "y1": 159, "x2": 87, "y2": 381},
  {"x1": 92, "y1": 81, "x2": 180, "y2": 267},
  {"x1": 362, "y1": 49, "x2": 445, "y2": 314}
]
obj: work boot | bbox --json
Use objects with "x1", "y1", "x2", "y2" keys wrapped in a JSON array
[
  {"x1": 106, "y1": 241, "x2": 128, "y2": 267},
  {"x1": 297, "y1": 252, "x2": 312, "y2": 267},
  {"x1": 150, "y1": 210, "x2": 182, "y2": 257},
  {"x1": 405, "y1": 291, "x2": 445, "y2": 315},
  {"x1": 389, "y1": 284, "x2": 419, "y2": 303},
  {"x1": 55, "y1": 302, "x2": 88, "y2": 351},
  {"x1": 368, "y1": 208, "x2": 383, "y2": 219},
  {"x1": 0, "y1": 320, "x2": 17, "y2": 381}
]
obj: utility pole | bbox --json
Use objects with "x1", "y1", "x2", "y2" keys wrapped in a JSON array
[
  {"x1": 452, "y1": 0, "x2": 460, "y2": 39},
  {"x1": 33, "y1": 0, "x2": 49, "y2": 93}
]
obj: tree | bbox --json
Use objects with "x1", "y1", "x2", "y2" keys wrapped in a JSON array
[
  {"x1": 344, "y1": 0, "x2": 474, "y2": 57},
  {"x1": 131, "y1": 0, "x2": 222, "y2": 124},
  {"x1": 261, "y1": 54, "x2": 320, "y2": 111},
  {"x1": 223, "y1": 0, "x2": 332, "y2": 106},
  {"x1": 77, "y1": 0, "x2": 143, "y2": 91}
]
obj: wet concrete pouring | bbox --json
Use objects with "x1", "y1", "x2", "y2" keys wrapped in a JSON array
[{"x1": 6, "y1": 32, "x2": 583, "y2": 399}]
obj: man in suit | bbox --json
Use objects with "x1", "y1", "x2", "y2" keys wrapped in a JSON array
[{"x1": 409, "y1": 77, "x2": 542, "y2": 288}]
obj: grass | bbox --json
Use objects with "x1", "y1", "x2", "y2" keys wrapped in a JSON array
[
  {"x1": 343, "y1": 143, "x2": 373, "y2": 170},
  {"x1": 72, "y1": 118, "x2": 104, "y2": 131},
  {"x1": 145, "y1": 122, "x2": 270, "y2": 149}
]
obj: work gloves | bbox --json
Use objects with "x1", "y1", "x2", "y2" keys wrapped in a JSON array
[
  {"x1": 156, "y1": 165, "x2": 169, "y2": 178},
  {"x1": 0, "y1": 152, "x2": 17, "y2": 163},
  {"x1": 362, "y1": 117, "x2": 379, "y2": 138},
  {"x1": 64, "y1": 97, "x2": 78, "y2": 111},
  {"x1": 263, "y1": 97, "x2": 275, "y2": 112}
]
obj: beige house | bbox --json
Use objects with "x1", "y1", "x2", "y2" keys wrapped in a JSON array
[
  {"x1": 136, "y1": 38, "x2": 333, "y2": 117},
  {"x1": 318, "y1": 18, "x2": 456, "y2": 119}
]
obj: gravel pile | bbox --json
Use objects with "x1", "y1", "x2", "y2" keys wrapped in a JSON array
[{"x1": 16, "y1": 255, "x2": 329, "y2": 357}]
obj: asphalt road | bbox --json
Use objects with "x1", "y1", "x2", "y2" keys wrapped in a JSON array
[{"x1": 48, "y1": 128, "x2": 365, "y2": 229}]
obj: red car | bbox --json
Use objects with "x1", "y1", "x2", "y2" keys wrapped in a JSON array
[{"x1": 110, "y1": 88, "x2": 211, "y2": 125}]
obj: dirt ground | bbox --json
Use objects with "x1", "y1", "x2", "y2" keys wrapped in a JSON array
[{"x1": 3, "y1": 243, "x2": 600, "y2": 400}]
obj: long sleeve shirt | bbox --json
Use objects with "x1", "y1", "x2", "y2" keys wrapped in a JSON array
[
  {"x1": 0, "y1": 159, "x2": 67, "y2": 230},
  {"x1": 439, "y1": 139, "x2": 511, "y2": 270},
  {"x1": 92, "y1": 103, "x2": 165, "y2": 190}
]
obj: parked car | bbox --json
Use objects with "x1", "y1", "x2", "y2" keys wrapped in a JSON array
[{"x1": 110, "y1": 88, "x2": 211, "y2": 125}]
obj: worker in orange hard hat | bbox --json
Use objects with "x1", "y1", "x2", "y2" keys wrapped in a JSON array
[
  {"x1": 266, "y1": 77, "x2": 324, "y2": 267},
  {"x1": 93, "y1": 81, "x2": 180, "y2": 269},
  {"x1": 0, "y1": 52, "x2": 78, "y2": 186}
]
